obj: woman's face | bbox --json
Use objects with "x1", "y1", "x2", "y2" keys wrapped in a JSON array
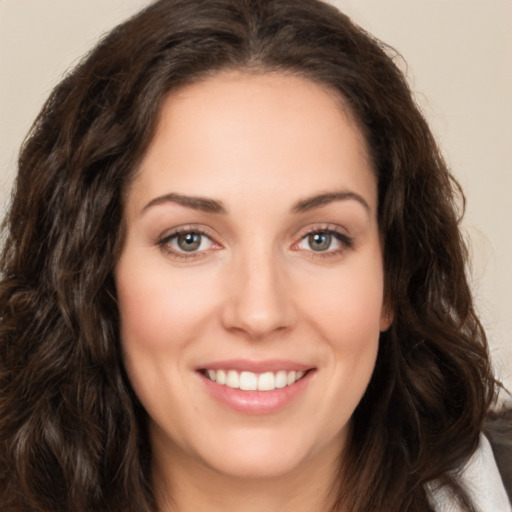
[{"x1": 116, "y1": 71, "x2": 390, "y2": 480}]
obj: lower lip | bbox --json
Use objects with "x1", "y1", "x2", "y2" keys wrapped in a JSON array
[{"x1": 199, "y1": 371, "x2": 314, "y2": 415}]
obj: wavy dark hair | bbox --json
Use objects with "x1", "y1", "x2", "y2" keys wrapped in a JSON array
[{"x1": 0, "y1": 0, "x2": 504, "y2": 511}]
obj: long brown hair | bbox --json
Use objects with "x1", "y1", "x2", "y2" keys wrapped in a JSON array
[{"x1": 0, "y1": 1, "x2": 500, "y2": 510}]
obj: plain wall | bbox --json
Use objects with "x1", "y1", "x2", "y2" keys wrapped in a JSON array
[{"x1": 1, "y1": 0, "x2": 511, "y2": 391}]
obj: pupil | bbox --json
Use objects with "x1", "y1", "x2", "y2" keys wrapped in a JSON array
[
  {"x1": 309, "y1": 232, "x2": 331, "y2": 251},
  {"x1": 178, "y1": 232, "x2": 201, "y2": 251}
]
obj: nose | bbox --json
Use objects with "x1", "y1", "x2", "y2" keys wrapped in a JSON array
[{"x1": 220, "y1": 249, "x2": 297, "y2": 340}]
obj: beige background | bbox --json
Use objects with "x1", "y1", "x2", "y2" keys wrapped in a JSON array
[{"x1": 1, "y1": 0, "x2": 511, "y2": 391}]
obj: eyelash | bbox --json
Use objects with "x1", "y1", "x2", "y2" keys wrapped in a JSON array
[
  {"x1": 294, "y1": 227, "x2": 354, "y2": 258},
  {"x1": 157, "y1": 227, "x2": 218, "y2": 261},
  {"x1": 157, "y1": 225, "x2": 354, "y2": 261}
]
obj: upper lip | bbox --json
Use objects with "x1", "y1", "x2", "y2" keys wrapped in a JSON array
[{"x1": 196, "y1": 359, "x2": 314, "y2": 373}]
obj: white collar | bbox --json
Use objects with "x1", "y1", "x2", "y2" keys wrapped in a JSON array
[{"x1": 428, "y1": 434, "x2": 511, "y2": 512}]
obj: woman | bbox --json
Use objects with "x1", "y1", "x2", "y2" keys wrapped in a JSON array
[{"x1": 0, "y1": 0, "x2": 510, "y2": 511}]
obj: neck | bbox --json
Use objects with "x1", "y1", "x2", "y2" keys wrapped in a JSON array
[{"x1": 152, "y1": 437, "x2": 345, "y2": 512}]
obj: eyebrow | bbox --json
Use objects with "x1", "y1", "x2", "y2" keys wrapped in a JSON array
[
  {"x1": 292, "y1": 191, "x2": 371, "y2": 214},
  {"x1": 140, "y1": 189, "x2": 370, "y2": 216},
  {"x1": 141, "y1": 193, "x2": 227, "y2": 215}
]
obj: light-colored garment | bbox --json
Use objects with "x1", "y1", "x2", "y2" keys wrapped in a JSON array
[{"x1": 428, "y1": 435, "x2": 511, "y2": 512}]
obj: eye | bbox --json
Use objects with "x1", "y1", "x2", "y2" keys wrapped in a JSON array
[
  {"x1": 296, "y1": 229, "x2": 353, "y2": 254},
  {"x1": 304, "y1": 232, "x2": 333, "y2": 252},
  {"x1": 174, "y1": 232, "x2": 209, "y2": 252},
  {"x1": 159, "y1": 229, "x2": 216, "y2": 256}
]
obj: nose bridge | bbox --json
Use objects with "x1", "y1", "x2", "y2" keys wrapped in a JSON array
[{"x1": 221, "y1": 241, "x2": 295, "y2": 338}]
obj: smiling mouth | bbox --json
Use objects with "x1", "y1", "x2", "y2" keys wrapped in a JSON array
[{"x1": 200, "y1": 369, "x2": 308, "y2": 391}]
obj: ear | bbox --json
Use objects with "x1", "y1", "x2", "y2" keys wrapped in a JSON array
[{"x1": 379, "y1": 304, "x2": 393, "y2": 332}]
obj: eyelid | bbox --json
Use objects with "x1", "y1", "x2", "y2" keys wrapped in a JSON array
[
  {"x1": 292, "y1": 223, "x2": 350, "y2": 241},
  {"x1": 157, "y1": 225, "x2": 222, "y2": 259},
  {"x1": 155, "y1": 223, "x2": 354, "y2": 261},
  {"x1": 291, "y1": 224, "x2": 354, "y2": 255}
]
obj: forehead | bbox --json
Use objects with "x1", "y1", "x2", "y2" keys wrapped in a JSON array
[{"x1": 127, "y1": 71, "x2": 376, "y2": 216}]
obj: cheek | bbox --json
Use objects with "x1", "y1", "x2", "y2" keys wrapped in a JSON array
[
  {"x1": 116, "y1": 256, "x2": 220, "y2": 352},
  {"x1": 287, "y1": 258, "x2": 384, "y2": 439},
  {"x1": 114, "y1": 254, "x2": 223, "y2": 424},
  {"x1": 300, "y1": 260, "x2": 385, "y2": 348}
]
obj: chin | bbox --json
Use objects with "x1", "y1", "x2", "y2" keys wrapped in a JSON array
[
  {"x1": 187, "y1": 423, "x2": 345, "y2": 481},
  {"x1": 203, "y1": 446, "x2": 310, "y2": 480}
]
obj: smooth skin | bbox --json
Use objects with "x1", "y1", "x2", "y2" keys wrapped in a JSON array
[{"x1": 115, "y1": 71, "x2": 391, "y2": 512}]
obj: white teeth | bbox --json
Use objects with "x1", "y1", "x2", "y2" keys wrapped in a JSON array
[
  {"x1": 204, "y1": 369, "x2": 307, "y2": 391},
  {"x1": 258, "y1": 372, "x2": 275, "y2": 391},
  {"x1": 239, "y1": 371, "x2": 257, "y2": 391},
  {"x1": 275, "y1": 370, "x2": 287, "y2": 389},
  {"x1": 216, "y1": 369, "x2": 226, "y2": 385},
  {"x1": 226, "y1": 370, "x2": 239, "y2": 388}
]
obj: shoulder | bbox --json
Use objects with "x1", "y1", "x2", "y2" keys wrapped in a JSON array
[
  {"x1": 486, "y1": 405, "x2": 512, "y2": 504},
  {"x1": 427, "y1": 430, "x2": 511, "y2": 512}
]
